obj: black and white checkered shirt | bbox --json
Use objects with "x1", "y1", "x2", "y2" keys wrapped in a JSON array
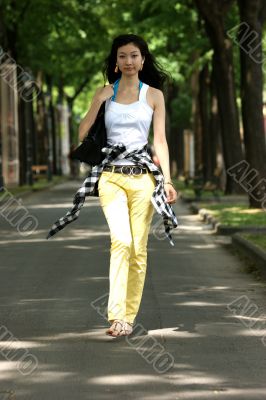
[{"x1": 46, "y1": 142, "x2": 178, "y2": 246}]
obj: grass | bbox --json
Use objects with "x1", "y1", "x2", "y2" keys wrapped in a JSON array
[
  {"x1": 0, "y1": 175, "x2": 68, "y2": 198},
  {"x1": 174, "y1": 179, "x2": 224, "y2": 199},
  {"x1": 198, "y1": 203, "x2": 266, "y2": 227},
  {"x1": 240, "y1": 233, "x2": 266, "y2": 252}
]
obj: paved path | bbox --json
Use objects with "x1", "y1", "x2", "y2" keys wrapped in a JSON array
[{"x1": 0, "y1": 180, "x2": 266, "y2": 399}]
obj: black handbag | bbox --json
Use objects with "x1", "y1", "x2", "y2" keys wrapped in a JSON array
[{"x1": 70, "y1": 100, "x2": 107, "y2": 166}]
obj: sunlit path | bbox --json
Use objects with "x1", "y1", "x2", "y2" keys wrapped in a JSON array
[{"x1": 0, "y1": 182, "x2": 265, "y2": 399}]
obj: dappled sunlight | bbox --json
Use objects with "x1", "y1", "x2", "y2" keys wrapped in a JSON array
[
  {"x1": 164, "y1": 286, "x2": 232, "y2": 297},
  {"x1": 28, "y1": 330, "x2": 121, "y2": 342},
  {"x1": 147, "y1": 327, "x2": 204, "y2": 339},
  {"x1": 84, "y1": 369, "x2": 244, "y2": 400},
  {"x1": 232, "y1": 328, "x2": 266, "y2": 336},
  {"x1": 87, "y1": 371, "x2": 223, "y2": 386},
  {"x1": 28, "y1": 370, "x2": 74, "y2": 383},
  {"x1": 1, "y1": 0, "x2": 266, "y2": 397},
  {"x1": 160, "y1": 372, "x2": 224, "y2": 385},
  {"x1": 87, "y1": 372, "x2": 223, "y2": 387},
  {"x1": 173, "y1": 225, "x2": 204, "y2": 231},
  {"x1": 64, "y1": 245, "x2": 93, "y2": 250},
  {"x1": 241, "y1": 208, "x2": 264, "y2": 214},
  {"x1": 235, "y1": 315, "x2": 266, "y2": 323},
  {"x1": 174, "y1": 301, "x2": 227, "y2": 307},
  {"x1": 218, "y1": 207, "x2": 263, "y2": 214},
  {"x1": 28, "y1": 200, "x2": 100, "y2": 209},
  {"x1": 1, "y1": 166, "x2": 265, "y2": 400},
  {"x1": 0, "y1": 340, "x2": 47, "y2": 349},
  {"x1": 88, "y1": 374, "x2": 159, "y2": 385},
  {"x1": 68, "y1": 228, "x2": 108, "y2": 237},
  {"x1": 18, "y1": 298, "x2": 85, "y2": 304},
  {"x1": 176, "y1": 214, "x2": 200, "y2": 221},
  {"x1": 198, "y1": 204, "x2": 266, "y2": 226},
  {"x1": 164, "y1": 388, "x2": 266, "y2": 399},
  {"x1": 0, "y1": 228, "x2": 110, "y2": 244},
  {"x1": 190, "y1": 244, "x2": 218, "y2": 249},
  {"x1": 75, "y1": 276, "x2": 108, "y2": 282},
  {"x1": 172, "y1": 363, "x2": 194, "y2": 369},
  {"x1": 210, "y1": 286, "x2": 231, "y2": 290},
  {"x1": 0, "y1": 360, "x2": 19, "y2": 372}
]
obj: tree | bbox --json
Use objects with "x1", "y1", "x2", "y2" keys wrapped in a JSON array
[
  {"x1": 195, "y1": 0, "x2": 244, "y2": 194},
  {"x1": 237, "y1": 0, "x2": 266, "y2": 208}
]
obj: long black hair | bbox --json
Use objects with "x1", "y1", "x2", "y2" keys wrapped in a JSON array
[{"x1": 102, "y1": 34, "x2": 172, "y2": 91}]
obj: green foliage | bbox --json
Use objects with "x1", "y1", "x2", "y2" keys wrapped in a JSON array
[
  {"x1": 199, "y1": 204, "x2": 266, "y2": 227},
  {"x1": 3, "y1": 0, "x2": 266, "y2": 132}
]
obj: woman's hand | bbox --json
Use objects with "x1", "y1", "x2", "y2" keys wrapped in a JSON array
[
  {"x1": 94, "y1": 84, "x2": 114, "y2": 103},
  {"x1": 164, "y1": 183, "x2": 178, "y2": 204}
]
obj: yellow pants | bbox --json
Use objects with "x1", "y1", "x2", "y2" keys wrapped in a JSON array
[{"x1": 98, "y1": 169, "x2": 156, "y2": 325}]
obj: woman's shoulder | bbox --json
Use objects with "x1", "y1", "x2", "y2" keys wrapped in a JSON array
[
  {"x1": 147, "y1": 85, "x2": 164, "y2": 98},
  {"x1": 146, "y1": 85, "x2": 164, "y2": 109}
]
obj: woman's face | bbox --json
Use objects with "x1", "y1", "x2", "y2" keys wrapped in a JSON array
[{"x1": 116, "y1": 43, "x2": 144, "y2": 75}]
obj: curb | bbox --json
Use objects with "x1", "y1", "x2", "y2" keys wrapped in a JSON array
[
  {"x1": 232, "y1": 233, "x2": 266, "y2": 279},
  {"x1": 190, "y1": 203, "x2": 220, "y2": 231},
  {"x1": 188, "y1": 201, "x2": 266, "y2": 277},
  {"x1": 189, "y1": 202, "x2": 266, "y2": 235}
]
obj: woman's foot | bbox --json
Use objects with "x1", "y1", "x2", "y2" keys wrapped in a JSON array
[
  {"x1": 106, "y1": 319, "x2": 124, "y2": 336},
  {"x1": 105, "y1": 319, "x2": 115, "y2": 335},
  {"x1": 106, "y1": 319, "x2": 133, "y2": 337},
  {"x1": 119, "y1": 321, "x2": 133, "y2": 336}
]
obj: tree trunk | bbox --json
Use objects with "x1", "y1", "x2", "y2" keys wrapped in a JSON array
[
  {"x1": 46, "y1": 75, "x2": 57, "y2": 175},
  {"x1": 166, "y1": 81, "x2": 180, "y2": 177},
  {"x1": 191, "y1": 66, "x2": 203, "y2": 174},
  {"x1": 35, "y1": 71, "x2": 48, "y2": 165},
  {"x1": 199, "y1": 63, "x2": 212, "y2": 182},
  {"x1": 237, "y1": 0, "x2": 266, "y2": 208},
  {"x1": 0, "y1": 7, "x2": 7, "y2": 50},
  {"x1": 209, "y1": 57, "x2": 220, "y2": 177},
  {"x1": 0, "y1": 8, "x2": 6, "y2": 188},
  {"x1": 195, "y1": 0, "x2": 244, "y2": 194}
]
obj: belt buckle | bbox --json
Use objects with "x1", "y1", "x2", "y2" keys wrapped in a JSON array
[
  {"x1": 132, "y1": 166, "x2": 142, "y2": 176},
  {"x1": 121, "y1": 165, "x2": 143, "y2": 176}
]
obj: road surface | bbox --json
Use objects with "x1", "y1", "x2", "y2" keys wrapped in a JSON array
[{"x1": 0, "y1": 180, "x2": 266, "y2": 399}]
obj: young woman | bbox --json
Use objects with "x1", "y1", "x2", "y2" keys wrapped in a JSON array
[{"x1": 47, "y1": 33, "x2": 178, "y2": 338}]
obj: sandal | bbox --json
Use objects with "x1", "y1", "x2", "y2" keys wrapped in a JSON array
[
  {"x1": 106, "y1": 319, "x2": 124, "y2": 336},
  {"x1": 106, "y1": 319, "x2": 133, "y2": 337},
  {"x1": 119, "y1": 321, "x2": 133, "y2": 336}
]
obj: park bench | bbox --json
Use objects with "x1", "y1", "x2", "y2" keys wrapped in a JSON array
[{"x1": 31, "y1": 165, "x2": 49, "y2": 181}]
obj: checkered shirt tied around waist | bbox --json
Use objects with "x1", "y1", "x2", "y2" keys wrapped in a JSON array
[{"x1": 46, "y1": 142, "x2": 179, "y2": 246}]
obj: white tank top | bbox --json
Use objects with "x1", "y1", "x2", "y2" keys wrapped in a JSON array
[{"x1": 104, "y1": 81, "x2": 154, "y2": 165}]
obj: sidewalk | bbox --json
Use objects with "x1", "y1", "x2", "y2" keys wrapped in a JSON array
[{"x1": 0, "y1": 181, "x2": 266, "y2": 399}]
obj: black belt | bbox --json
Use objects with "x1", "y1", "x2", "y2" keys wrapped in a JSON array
[{"x1": 103, "y1": 164, "x2": 148, "y2": 175}]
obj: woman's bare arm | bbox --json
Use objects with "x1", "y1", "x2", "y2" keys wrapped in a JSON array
[
  {"x1": 152, "y1": 88, "x2": 178, "y2": 204},
  {"x1": 152, "y1": 89, "x2": 172, "y2": 182}
]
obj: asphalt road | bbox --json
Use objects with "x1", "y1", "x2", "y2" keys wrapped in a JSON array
[{"x1": 0, "y1": 179, "x2": 266, "y2": 400}]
